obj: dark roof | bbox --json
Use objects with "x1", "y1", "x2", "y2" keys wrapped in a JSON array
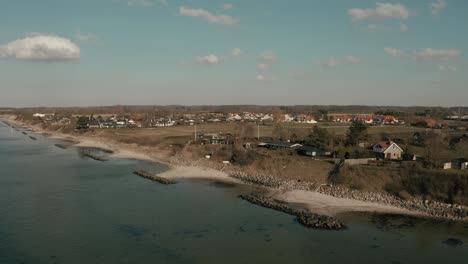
[
  {"x1": 452, "y1": 158, "x2": 468, "y2": 163},
  {"x1": 298, "y1": 146, "x2": 325, "y2": 152}
]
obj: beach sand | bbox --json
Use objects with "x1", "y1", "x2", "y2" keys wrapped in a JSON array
[{"x1": 272, "y1": 189, "x2": 419, "y2": 217}]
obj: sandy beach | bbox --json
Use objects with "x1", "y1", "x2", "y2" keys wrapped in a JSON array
[
  {"x1": 273, "y1": 189, "x2": 419, "y2": 217},
  {"x1": 1, "y1": 116, "x2": 429, "y2": 218}
]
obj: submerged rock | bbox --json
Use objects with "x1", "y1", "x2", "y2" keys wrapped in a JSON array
[
  {"x1": 239, "y1": 194, "x2": 345, "y2": 230},
  {"x1": 134, "y1": 170, "x2": 176, "y2": 185},
  {"x1": 442, "y1": 238, "x2": 463, "y2": 247}
]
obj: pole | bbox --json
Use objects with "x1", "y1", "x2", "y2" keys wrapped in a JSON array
[
  {"x1": 257, "y1": 123, "x2": 260, "y2": 140},
  {"x1": 194, "y1": 124, "x2": 197, "y2": 142}
]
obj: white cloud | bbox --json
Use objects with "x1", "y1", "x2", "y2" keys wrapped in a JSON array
[
  {"x1": 415, "y1": 48, "x2": 460, "y2": 61},
  {"x1": 319, "y1": 56, "x2": 361, "y2": 67},
  {"x1": 179, "y1": 6, "x2": 238, "y2": 26},
  {"x1": 430, "y1": 0, "x2": 447, "y2": 16},
  {"x1": 256, "y1": 74, "x2": 276, "y2": 82},
  {"x1": 258, "y1": 51, "x2": 276, "y2": 63},
  {"x1": 438, "y1": 65, "x2": 457, "y2": 72},
  {"x1": 385, "y1": 47, "x2": 460, "y2": 61},
  {"x1": 0, "y1": 33, "x2": 80, "y2": 62},
  {"x1": 256, "y1": 51, "x2": 276, "y2": 74},
  {"x1": 192, "y1": 48, "x2": 240, "y2": 65},
  {"x1": 348, "y1": 3, "x2": 410, "y2": 21},
  {"x1": 195, "y1": 54, "x2": 223, "y2": 65},
  {"x1": 128, "y1": 0, "x2": 153, "y2": 7},
  {"x1": 288, "y1": 71, "x2": 306, "y2": 79},
  {"x1": 75, "y1": 31, "x2": 97, "y2": 43},
  {"x1": 400, "y1": 23, "x2": 408, "y2": 31},
  {"x1": 384, "y1": 47, "x2": 405, "y2": 57},
  {"x1": 222, "y1": 4, "x2": 234, "y2": 10},
  {"x1": 344, "y1": 55, "x2": 361, "y2": 64},
  {"x1": 231, "y1": 48, "x2": 241, "y2": 57},
  {"x1": 257, "y1": 63, "x2": 271, "y2": 72}
]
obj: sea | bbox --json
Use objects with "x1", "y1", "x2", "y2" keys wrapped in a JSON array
[{"x1": 1, "y1": 120, "x2": 467, "y2": 264}]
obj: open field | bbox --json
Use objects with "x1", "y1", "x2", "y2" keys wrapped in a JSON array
[{"x1": 90, "y1": 122, "x2": 431, "y2": 141}]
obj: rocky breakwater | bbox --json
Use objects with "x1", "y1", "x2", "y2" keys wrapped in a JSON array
[
  {"x1": 319, "y1": 186, "x2": 468, "y2": 221},
  {"x1": 133, "y1": 170, "x2": 177, "y2": 185},
  {"x1": 230, "y1": 172, "x2": 318, "y2": 191},
  {"x1": 83, "y1": 153, "x2": 108, "y2": 161},
  {"x1": 239, "y1": 194, "x2": 345, "y2": 230}
]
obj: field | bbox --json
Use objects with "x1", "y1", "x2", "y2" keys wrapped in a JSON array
[{"x1": 92, "y1": 122, "x2": 430, "y2": 142}]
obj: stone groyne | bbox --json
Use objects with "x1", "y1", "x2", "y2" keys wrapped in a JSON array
[
  {"x1": 55, "y1": 143, "x2": 70, "y2": 149},
  {"x1": 239, "y1": 194, "x2": 345, "y2": 230},
  {"x1": 133, "y1": 170, "x2": 177, "y2": 185},
  {"x1": 230, "y1": 172, "x2": 468, "y2": 222},
  {"x1": 83, "y1": 153, "x2": 108, "y2": 161},
  {"x1": 319, "y1": 186, "x2": 468, "y2": 222}
]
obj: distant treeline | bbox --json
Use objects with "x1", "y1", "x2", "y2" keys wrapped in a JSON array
[{"x1": 7, "y1": 105, "x2": 468, "y2": 118}]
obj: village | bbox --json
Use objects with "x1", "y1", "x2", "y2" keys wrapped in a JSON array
[{"x1": 23, "y1": 108, "x2": 468, "y2": 174}]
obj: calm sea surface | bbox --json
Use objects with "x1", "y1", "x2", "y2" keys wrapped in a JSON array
[{"x1": 1, "y1": 121, "x2": 468, "y2": 264}]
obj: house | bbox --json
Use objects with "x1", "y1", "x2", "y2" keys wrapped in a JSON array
[
  {"x1": 371, "y1": 141, "x2": 403, "y2": 160},
  {"x1": 197, "y1": 132, "x2": 233, "y2": 145},
  {"x1": 444, "y1": 158, "x2": 468, "y2": 170},
  {"x1": 383, "y1": 116, "x2": 399, "y2": 125},
  {"x1": 258, "y1": 142, "x2": 302, "y2": 149},
  {"x1": 88, "y1": 119, "x2": 100, "y2": 129},
  {"x1": 296, "y1": 146, "x2": 326, "y2": 157}
]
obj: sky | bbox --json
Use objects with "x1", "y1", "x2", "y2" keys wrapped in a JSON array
[{"x1": 0, "y1": 0, "x2": 467, "y2": 107}]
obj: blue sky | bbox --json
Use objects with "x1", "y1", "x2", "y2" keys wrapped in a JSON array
[{"x1": 0, "y1": 0, "x2": 466, "y2": 107}]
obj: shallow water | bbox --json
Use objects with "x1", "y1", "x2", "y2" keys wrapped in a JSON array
[{"x1": 1, "y1": 121, "x2": 468, "y2": 264}]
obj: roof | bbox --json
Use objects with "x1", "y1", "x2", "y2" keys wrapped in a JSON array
[
  {"x1": 260, "y1": 142, "x2": 302, "y2": 148},
  {"x1": 375, "y1": 141, "x2": 392, "y2": 150},
  {"x1": 452, "y1": 158, "x2": 468, "y2": 163},
  {"x1": 298, "y1": 146, "x2": 325, "y2": 152},
  {"x1": 373, "y1": 141, "x2": 403, "y2": 153}
]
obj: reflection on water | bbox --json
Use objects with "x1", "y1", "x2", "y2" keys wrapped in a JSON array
[{"x1": 0, "y1": 121, "x2": 468, "y2": 264}]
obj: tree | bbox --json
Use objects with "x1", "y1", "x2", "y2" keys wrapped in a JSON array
[
  {"x1": 234, "y1": 123, "x2": 255, "y2": 140},
  {"x1": 424, "y1": 132, "x2": 450, "y2": 169},
  {"x1": 456, "y1": 140, "x2": 468, "y2": 158},
  {"x1": 345, "y1": 121, "x2": 368, "y2": 146},
  {"x1": 306, "y1": 126, "x2": 329, "y2": 149},
  {"x1": 76, "y1": 116, "x2": 89, "y2": 129}
]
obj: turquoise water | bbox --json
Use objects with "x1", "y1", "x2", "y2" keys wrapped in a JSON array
[{"x1": 1, "y1": 121, "x2": 468, "y2": 264}]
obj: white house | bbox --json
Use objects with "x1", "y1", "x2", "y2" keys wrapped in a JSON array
[{"x1": 372, "y1": 141, "x2": 403, "y2": 160}]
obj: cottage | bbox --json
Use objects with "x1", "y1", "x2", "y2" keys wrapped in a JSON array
[
  {"x1": 296, "y1": 146, "x2": 325, "y2": 157},
  {"x1": 197, "y1": 132, "x2": 233, "y2": 145},
  {"x1": 258, "y1": 142, "x2": 302, "y2": 149},
  {"x1": 444, "y1": 158, "x2": 468, "y2": 170},
  {"x1": 371, "y1": 141, "x2": 403, "y2": 160}
]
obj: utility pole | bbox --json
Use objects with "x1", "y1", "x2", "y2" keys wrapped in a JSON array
[
  {"x1": 194, "y1": 124, "x2": 197, "y2": 142},
  {"x1": 257, "y1": 123, "x2": 260, "y2": 140}
]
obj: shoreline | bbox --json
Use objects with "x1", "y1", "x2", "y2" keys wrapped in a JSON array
[{"x1": 1, "y1": 117, "x2": 464, "y2": 221}]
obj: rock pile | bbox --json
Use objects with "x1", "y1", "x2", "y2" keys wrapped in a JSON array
[
  {"x1": 239, "y1": 194, "x2": 345, "y2": 230},
  {"x1": 83, "y1": 153, "x2": 108, "y2": 162},
  {"x1": 318, "y1": 186, "x2": 468, "y2": 221},
  {"x1": 230, "y1": 172, "x2": 468, "y2": 222},
  {"x1": 230, "y1": 172, "x2": 317, "y2": 191},
  {"x1": 133, "y1": 170, "x2": 176, "y2": 185}
]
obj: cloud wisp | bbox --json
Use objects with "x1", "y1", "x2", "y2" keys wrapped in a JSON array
[
  {"x1": 0, "y1": 33, "x2": 80, "y2": 62},
  {"x1": 75, "y1": 31, "x2": 97, "y2": 43},
  {"x1": 319, "y1": 56, "x2": 362, "y2": 68},
  {"x1": 193, "y1": 48, "x2": 241, "y2": 66},
  {"x1": 385, "y1": 47, "x2": 461, "y2": 61},
  {"x1": 348, "y1": 3, "x2": 410, "y2": 21},
  {"x1": 179, "y1": 6, "x2": 238, "y2": 26},
  {"x1": 127, "y1": 0, "x2": 167, "y2": 7},
  {"x1": 430, "y1": 0, "x2": 447, "y2": 16}
]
